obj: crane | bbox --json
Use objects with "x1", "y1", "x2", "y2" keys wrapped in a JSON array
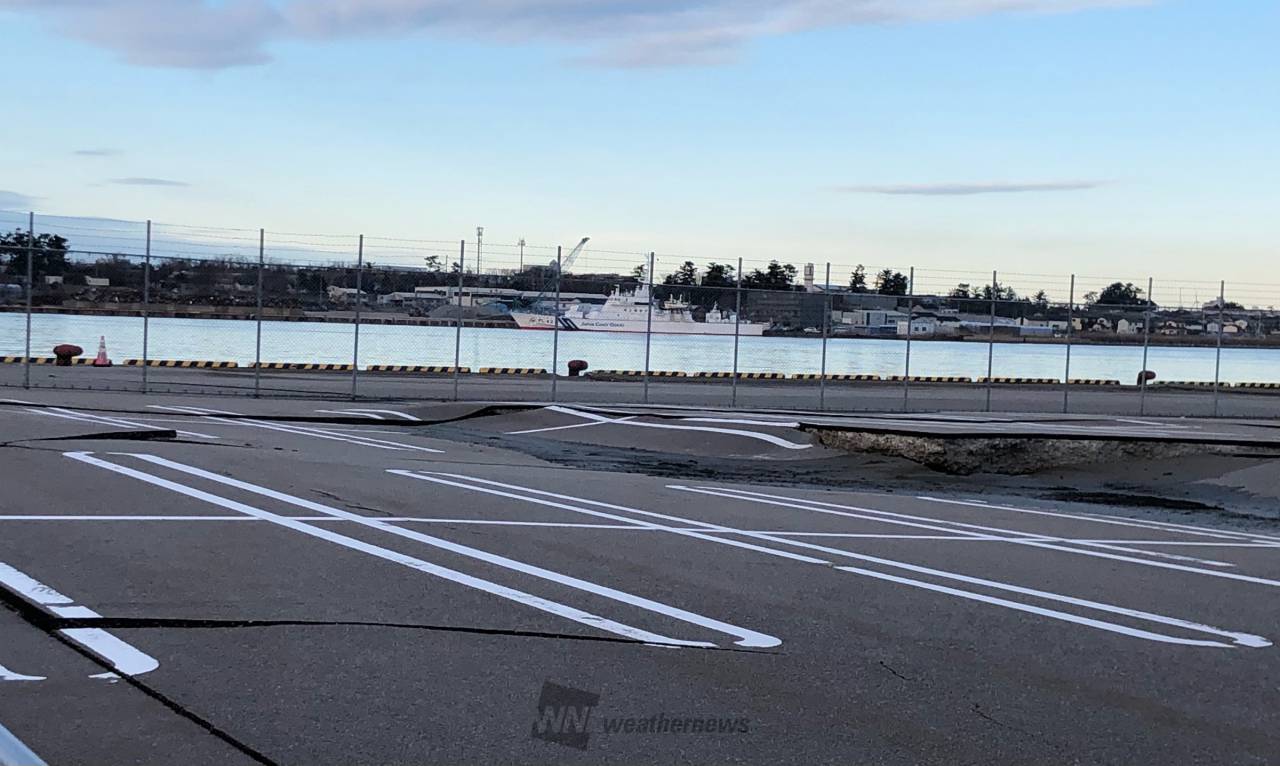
[{"x1": 519, "y1": 237, "x2": 590, "y2": 311}]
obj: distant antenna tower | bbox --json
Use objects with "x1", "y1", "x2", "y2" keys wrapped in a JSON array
[
  {"x1": 476, "y1": 226, "x2": 484, "y2": 275},
  {"x1": 518, "y1": 238, "x2": 526, "y2": 271}
]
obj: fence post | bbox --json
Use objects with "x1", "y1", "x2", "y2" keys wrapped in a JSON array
[
  {"x1": 985, "y1": 270, "x2": 997, "y2": 412},
  {"x1": 731, "y1": 257, "x2": 743, "y2": 408},
  {"x1": 351, "y1": 234, "x2": 363, "y2": 401},
  {"x1": 642, "y1": 252, "x2": 655, "y2": 404},
  {"x1": 1213, "y1": 279, "x2": 1225, "y2": 416},
  {"x1": 142, "y1": 220, "x2": 151, "y2": 394},
  {"x1": 1063, "y1": 274, "x2": 1075, "y2": 413},
  {"x1": 819, "y1": 262, "x2": 831, "y2": 411},
  {"x1": 1139, "y1": 276, "x2": 1152, "y2": 415},
  {"x1": 903, "y1": 266, "x2": 914, "y2": 412},
  {"x1": 453, "y1": 240, "x2": 465, "y2": 402},
  {"x1": 551, "y1": 245, "x2": 562, "y2": 402},
  {"x1": 253, "y1": 228, "x2": 264, "y2": 398},
  {"x1": 23, "y1": 212, "x2": 33, "y2": 389}
]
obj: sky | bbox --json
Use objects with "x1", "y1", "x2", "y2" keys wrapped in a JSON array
[{"x1": 0, "y1": 0, "x2": 1276, "y2": 298}]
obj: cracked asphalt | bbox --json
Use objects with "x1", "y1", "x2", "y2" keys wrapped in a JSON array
[{"x1": 2, "y1": 391, "x2": 1279, "y2": 765}]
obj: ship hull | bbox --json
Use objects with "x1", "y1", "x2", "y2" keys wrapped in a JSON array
[{"x1": 509, "y1": 312, "x2": 766, "y2": 336}]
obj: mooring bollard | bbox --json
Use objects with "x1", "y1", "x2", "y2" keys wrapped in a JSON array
[{"x1": 53, "y1": 343, "x2": 83, "y2": 366}]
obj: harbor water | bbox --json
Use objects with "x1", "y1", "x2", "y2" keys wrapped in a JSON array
[{"x1": 4, "y1": 312, "x2": 1279, "y2": 383}]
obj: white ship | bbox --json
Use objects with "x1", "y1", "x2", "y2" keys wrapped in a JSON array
[{"x1": 510, "y1": 285, "x2": 767, "y2": 336}]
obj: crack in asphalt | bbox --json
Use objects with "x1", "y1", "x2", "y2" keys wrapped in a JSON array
[
  {"x1": 877, "y1": 660, "x2": 915, "y2": 682},
  {"x1": 34, "y1": 616, "x2": 776, "y2": 654},
  {"x1": 0, "y1": 585, "x2": 279, "y2": 766}
]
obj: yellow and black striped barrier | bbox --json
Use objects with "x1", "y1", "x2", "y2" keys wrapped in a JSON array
[
  {"x1": 1, "y1": 356, "x2": 91, "y2": 365},
  {"x1": 1069, "y1": 379, "x2": 1121, "y2": 385},
  {"x1": 1234, "y1": 382, "x2": 1280, "y2": 389},
  {"x1": 365, "y1": 365, "x2": 471, "y2": 374},
  {"x1": 1152, "y1": 381, "x2": 1227, "y2": 388},
  {"x1": 979, "y1": 377, "x2": 1060, "y2": 385},
  {"x1": 790, "y1": 373, "x2": 881, "y2": 381},
  {"x1": 694, "y1": 372, "x2": 787, "y2": 380},
  {"x1": 124, "y1": 359, "x2": 238, "y2": 368},
  {"x1": 591, "y1": 370, "x2": 688, "y2": 377},
  {"x1": 252, "y1": 362, "x2": 354, "y2": 371},
  {"x1": 478, "y1": 367, "x2": 548, "y2": 375},
  {"x1": 885, "y1": 375, "x2": 974, "y2": 383}
]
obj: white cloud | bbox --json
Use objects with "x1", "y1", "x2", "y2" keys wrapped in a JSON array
[
  {"x1": 0, "y1": 190, "x2": 36, "y2": 210},
  {"x1": 109, "y1": 177, "x2": 191, "y2": 187},
  {"x1": 842, "y1": 180, "x2": 1108, "y2": 195},
  {"x1": 0, "y1": 0, "x2": 1151, "y2": 69}
]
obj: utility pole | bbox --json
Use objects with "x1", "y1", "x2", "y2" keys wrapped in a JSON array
[
  {"x1": 475, "y1": 226, "x2": 484, "y2": 276},
  {"x1": 518, "y1": 238, "x2": 525, "y2": 272}
]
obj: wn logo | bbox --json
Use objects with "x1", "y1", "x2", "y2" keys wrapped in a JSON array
[{"x1": 531, "y1": 680, "x2": 600, "y2": 750}]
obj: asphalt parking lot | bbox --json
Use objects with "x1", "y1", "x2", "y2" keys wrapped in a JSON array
[{"x1": 2, "y1": 393, "x2": 1279, "y2": 765}]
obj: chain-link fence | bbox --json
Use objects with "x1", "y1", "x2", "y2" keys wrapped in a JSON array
[{"x1": 3, "y1": 210, "x2": 1279, "y2": 416}]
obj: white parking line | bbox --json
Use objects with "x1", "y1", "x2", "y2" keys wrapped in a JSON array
[
  {"x1": 0, "y1": 562, "x2": 159, "y2": 680},
  {"x1": 24, "y1": 407, "x2": 218, "y2": 441},
  {"x1": 922, "y1": 496, "x2": 1280, "y2": 545},
  {"x1": 683, "y1": 486, "x2": 1280, "y2": 580},
  {"x1": 0, "y1": 721, "x2": 48, "y2": 766},
  {"x1": 320, "y1": 409, "x2": 422, "y2": 422},
  {"x1": 315, "y1": 410, "x2": 384, "y2": 420},
  {"x1": 393, "y1": 472, "x2": 1270, "y2": 648},
  {"x1": 124, "y1": 453, "x2": 777, "y2": 649},
  {"x1": 0, "y1": 664, "x2": 45, "y2": 682},
  {"x1": 66, "y1": 452, "x2": 774, "y2": 649},
  {"x1": 508, "y1": 416, "x2": 637, "y2": 435},
  {"x1": 1, "y1": 514, "x2": 1273, "y2": 549},
  {"x1": 541, "y1": 406, "x2": 812, "y2": 450},
  {"x1": 682, "y1": 485, "x2": 1237, "y2": 568},
  {"x1": 149, "y1": 406, "x2": 443, "y2": 454}
]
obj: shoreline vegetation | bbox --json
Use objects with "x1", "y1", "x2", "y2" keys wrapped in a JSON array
[{"x1": 4, "y1": 304, "x2": 1279, "y2": 350}]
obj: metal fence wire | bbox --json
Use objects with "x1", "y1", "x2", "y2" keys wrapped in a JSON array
[{"x1": 2, "y1": 210, "x2": 1279, "y2": 417}]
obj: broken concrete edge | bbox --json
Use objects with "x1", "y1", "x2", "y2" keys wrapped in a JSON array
[
  {"x1": 809, "y1": 429, "x2": 1280, "y2": 476},
  {"x1": 800, "y1": 422, "x2": 1280, "y2": 449}
]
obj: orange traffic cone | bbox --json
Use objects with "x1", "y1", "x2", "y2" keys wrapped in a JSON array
[{"x1": 92, "y1": 336, "x2": 112, "y2": 367}]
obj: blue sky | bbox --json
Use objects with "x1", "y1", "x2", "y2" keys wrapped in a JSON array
[{"x1": 1, "y1": 0, "x2": 1275, "y2": 294}]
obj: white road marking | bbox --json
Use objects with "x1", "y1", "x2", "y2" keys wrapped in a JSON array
[
  {"x1": 689, "y1": 486, "x2": 1273, "y2": 575},
  {"x1": 0, "y1": 513, "x2": 1271, "y2": 549},
  {"x1": 24, "y1": 407, "x2": 218, "y2": 441},
  {"x1": 0, "y1": 664, "x2": 45, "y2": 682},
  {"x1": 149, "y1": 405, "x2": 443, "y2": 454},
  {"x1": 326, "y1": 408, "x2": 422, "y2": 422},
  {"x1": 0, "y1": 721, "x2": 48, "y2": 766},
  {"x1": 1113, "y1": 418, "x2": 1181, "y2": 428},
  {"x1": 507, "y1": 417, "x2": 636, "y2": 435},
  {"x1": 123, "y1": 416, "x2": 407, "y2": 436},
  {"x1": 395, "y1": 472, "x2": 832, "y2": 566},
  {"x1": 65, "y1": 452, "x2": 746, "y2": 649},
  {"x1": 685, "y1": 485, "x2": 1238, "y2": 568},
  {"x1": 1077, "y1": 512, "x2": 1280, "y2": 545},
  {"x1": 315, "y1": 410, "x2": 384, "y2": 420},
  {"x1": 403, "y1": 473, "x2": 1269, "y2": 648},
  {"x1": 833, "y1": 565, "x2": 1237, "y2": 648},
  {"x1": 121, "y1": 453, "x2": 777, "y2": 650},
  {"x1": 922, "y1": 496, "x2": 1280, "y2": 544},
  {"x1": 0, "y1": 562, "x2": 159, "y2": 680},
  {"x1": 544, "y1": 406, "x2": 812, "y2": 450}
]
